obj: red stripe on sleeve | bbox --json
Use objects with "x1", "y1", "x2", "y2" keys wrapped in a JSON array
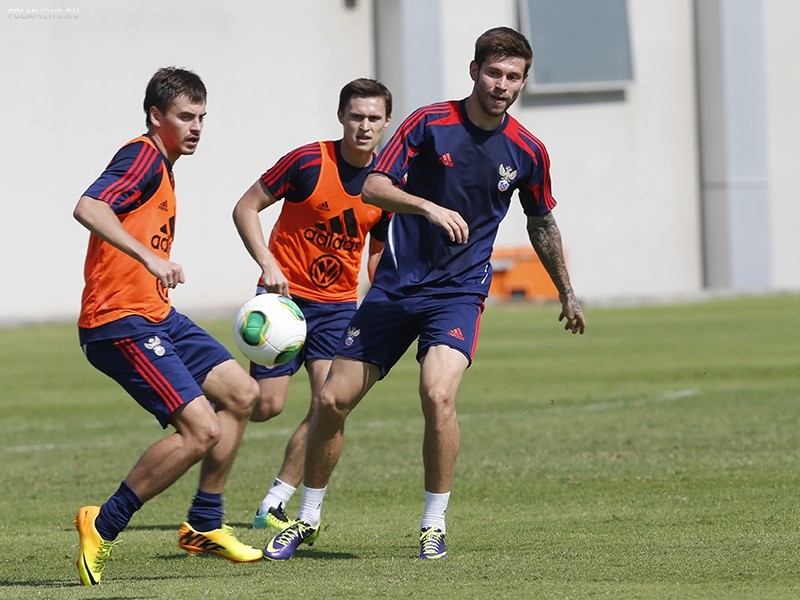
[
  {"x1": 514, "y1": 125, "x2": 557, "y2": 212},
  {"x1": 375, "y1": 103, "x2": 453, "y2": 173},
  {"x1": 100, "y1": 144, "x2": 159, "y2": 206},
  {"x1": 261, "y1": 142, "x2": 321, "y2": 188}
]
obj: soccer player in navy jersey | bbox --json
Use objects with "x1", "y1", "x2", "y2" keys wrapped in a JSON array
[
  {"x1": 232, "y1": 79, "x2": 392, "y2": 532},
  {"x1": 264, "y1": 27, "x2": 586, "y2": 561}
]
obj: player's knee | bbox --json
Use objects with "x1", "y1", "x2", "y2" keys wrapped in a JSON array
[
  {"x1": 317, "y1": 388, "x2": 351, "y2": 421},
  {"x1": 225, "y1": 377, "x2": 260, "y2": 419},
  {"x1": 250, "y1": 393, "x2": 285, "y2": 422},
  {"x1": 421, "y1": 387, "x2": 456, "y2": 418},
  {"x1": 187, "y1": 419, "x2": 221, "y2": 457}
]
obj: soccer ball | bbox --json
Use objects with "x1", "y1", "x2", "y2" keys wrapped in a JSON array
[{"x1": 233, "y1": 293, "x2": 307, "y2": 367}]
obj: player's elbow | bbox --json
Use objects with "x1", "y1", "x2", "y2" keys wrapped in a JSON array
[
  {"x1": 231, "y1": 200, "x2": 244, "y2": 228},
  {"x1": 73, "y1": 196, "x2": 93, "y2": 226},
  {"x1": 361, "y1": 180, "x2": 376, "y2": 206},
  {"x1": 361, "y1": 173, "x2": 385, "y2": 207}
]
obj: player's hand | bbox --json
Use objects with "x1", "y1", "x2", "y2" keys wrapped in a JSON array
[
  {"x1": 147, "y1": 256, "x2": 185, "y2": 289},
  {"x1": 260, "y1": 265, "x2": 290, "y2": 297},
  {"x1": 425, "y1": 204, "x2": 469, "y2": 243},
  {"x1": 558, "y1": 292, "x2": 586, "y2": 335}
]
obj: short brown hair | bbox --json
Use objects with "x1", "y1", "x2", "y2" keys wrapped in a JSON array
[
  {"x1": 143, "y1": 67, "x2": 207, "y2": 127},
  {"x1": 338, "y1": 78, "x2": 392, "y2": 118},
  {"x1": 474, "y1": 27, "x2": 533, "y2": 76}
]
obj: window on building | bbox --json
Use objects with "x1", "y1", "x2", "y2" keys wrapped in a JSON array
[{"x1": 519, "y1": 0, "x2": 634, "y2": 94}]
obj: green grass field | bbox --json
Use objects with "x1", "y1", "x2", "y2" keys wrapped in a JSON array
[{"x1": 1, "y1": 294, "x2": 799, "y2": 599}]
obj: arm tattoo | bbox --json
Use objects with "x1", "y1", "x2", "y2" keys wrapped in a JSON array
[{"x1": 526, "y1": 214, "x2": 573, "y2": 295}]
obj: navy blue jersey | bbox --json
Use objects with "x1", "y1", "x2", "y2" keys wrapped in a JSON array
[{"x1": 371, "y1": 99, "x2": 556, "y2": 297}]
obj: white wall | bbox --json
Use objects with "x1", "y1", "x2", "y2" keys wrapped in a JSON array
[
  {"x1": 764, "y1": 0, "x2": 800, "y2": 290},
  {"x1": 1, "y1": 0, "x2": 798, "y2": 324},
  {"x1": 1, "y1": 0, "x2": 374, "y2": 323}
]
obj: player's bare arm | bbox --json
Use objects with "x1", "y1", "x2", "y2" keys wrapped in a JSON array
[
  {"x1": 73, "y1": 195, "x2": 184, "y2": 289},
  {"x1": 526, "y1": 213, "x2": 586, "y2": 334},
  {"x1": 232, "y1": 180, "x2": 289, "y2": 296},
  {"x1": 366, "y1": 237, "x2": 385, "y2": 283},
  {"x1": 362, "y1": 173, "x2": 469, "y2": 243}
]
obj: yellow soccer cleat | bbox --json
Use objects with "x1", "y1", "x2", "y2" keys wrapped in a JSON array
[
  {"x1": 178, "y1": 522, "x2": 263, "y2": 563},
  {"x1": 75, "y1": 505, "x2": 120, "y2": 586},
  {"x1": 253, "y1": 503, "x2": 293, "y2": 531}
]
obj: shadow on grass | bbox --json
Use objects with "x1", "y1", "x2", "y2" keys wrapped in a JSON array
[
  {"x1": 157, "y1": 549, "x2": 358, "y2": 561},
  {"x1": 0, "y1": 579, "x2": 82, "y2": 588},
  {"x1": 125, "y1": 521, "x2": 260, "y2": 531},
  {"x1": 125, "y1": 523, "x2": 186, "y2": 532},
  {"x1": 0, "y1": 572, "x2": 185, "y2": 596}
]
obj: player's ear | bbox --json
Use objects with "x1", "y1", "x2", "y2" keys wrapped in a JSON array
[
  {"x1": 337, "y1": 109, "x2": 345, "y2": 125},
  {"x1": 469, "y1": 60, "x2": 479, "y2": 82},
  {"x1": 149, "y1": 106, "x2": 163, "y2": 128}
]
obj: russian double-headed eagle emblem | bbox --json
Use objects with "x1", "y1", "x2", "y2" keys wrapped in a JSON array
[{"x1": 497, "y1": 164, "x2": 518, "y2": 192}]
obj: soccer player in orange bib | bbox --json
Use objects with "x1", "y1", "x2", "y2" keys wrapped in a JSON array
[
  {"x1": 73, "y1": 67, "x2": 262, "y2": 586},
  {"x1": 232, "y1": 79, "x2": 392, "y2": 533}
]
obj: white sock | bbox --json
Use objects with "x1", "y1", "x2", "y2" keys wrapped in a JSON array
[
  {"x1": 420, "y1": 490, "x2": 450, "y2": 532},
  {"x1": 297, "y1": 485, "x2": 327, "y2": 527},
  {"x1": 258, "y1": 478, "x2": 296, "y2": 515}
]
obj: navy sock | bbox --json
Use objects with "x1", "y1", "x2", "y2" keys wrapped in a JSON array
[
  {"x1": 187, "y1": 490, "x2": 223, "y2": 532},
  {"x1": 95, "y1": 481, "x2": 143, "y2": 541}
]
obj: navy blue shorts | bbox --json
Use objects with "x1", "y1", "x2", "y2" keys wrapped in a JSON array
[
  {"x1": 336, "y1": 287, "x2": 485, "y2": 378},
  {"x1": 82, "y1": 309, "x2": 234, "y2": 428},
  {"x1": 251, "y1": 294, "x2": 357, "y2": 380}
]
